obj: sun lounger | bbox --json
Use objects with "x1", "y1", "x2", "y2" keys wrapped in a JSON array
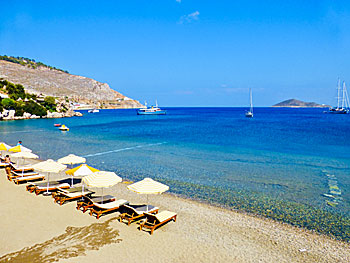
[
  {"x1": 88, "y1": 199, "x2": 129, "y2": 219},
  {"x1": 26, "y1": 181, "x2": 61, "y2": 192},
  {"x1": 0, "y1": 162, "x2": 10, "y2": 168},
  {"x1": 52, "y1": 186, "x2": 94, "y2": 205},
  {"x1": 36, "y1": 182, "x2": 70, "y2": 195},
  {"x1": 76, "y1": 195, "x2": 116, "y2": 213},
  {"x1": 8, "y1": 170, "x2": 39, "y2": 181},
  {"x1": 12, "y1": 174, "x2": 45, "y2": 185},
  {"x1": 119, "y1": 204, "x2": 159, "y2": 225},
  {"x1": 10, "y1": 163, "x2": 34, "y2": 172},
  {"x1": 139, "y1": 211, "x2": 177, "y2": 235}
]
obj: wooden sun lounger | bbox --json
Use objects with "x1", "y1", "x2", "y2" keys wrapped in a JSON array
[
  {"x1": 119, "y1": 204, "x2": 159, "y2": 225},
  {"x1": 10, "y1": 163, "x2": 34, "y2": 172},
  {"x1": 139, "y1": 211, "x2": 177, "y2": 235},
  {"x1": 35, "y1": 183, "x2": 70, "y2": 195},
  {"x1": 52, "y1": 187, "x2": 94, "y2": 205},
  {"x1": 89, "y1": 199, "x2": 129, "y2": 219},
  {"x1": 0, "y1": 162, "x2": 10, "y2": 168},
  {"x1": 8, "y1": 171, "x2": 39, "y2": 181},
  {"x1": 12, "y1": 174, "x2": 45, "y2": 185},
  {"x1": 26, "y1": 181, "x2": 60, "y2": 192},
  {"x1": 76, "y1": 195, "x2": 116, "y2": 213}
]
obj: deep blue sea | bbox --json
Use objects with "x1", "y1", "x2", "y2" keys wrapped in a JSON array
[{"x1": 1, "y1": 107, "x2": 350, "y2": 237}]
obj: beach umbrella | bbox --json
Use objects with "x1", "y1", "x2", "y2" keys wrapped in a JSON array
[
  {"x1": 82, "y1": 171, "x2": 122, "y2": 203},
  {"x1": 11, "y1": 151, "x2": 39, "y2": 166},
  {"x1": 127, "y1": 178, "x2": 169, "y2": 211},
  {"x1": 58, "y1": 154, "x2": 86, "y2": 186},
  {"x1": 0, "y1": 142, "x2": 11, "y2": 157},
  {"x1": 65, "y1": 164, "x2": 99, "y2": 177},
  {"x1": 9, "y1": 145, "x2": 32, "y2": 153},
  {"x1": 32, "y1": 159, "x2": 67, "y2": 195}
]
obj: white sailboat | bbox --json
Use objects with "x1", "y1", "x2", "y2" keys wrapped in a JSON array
[
  {"x1": 328, "y1": 79, "x2": 349, "y2": 114},
  {"x1": 245, "y1": 88, "x2": 253, "y2": 118}
]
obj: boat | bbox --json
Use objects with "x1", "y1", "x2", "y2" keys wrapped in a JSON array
[
  {"x1": 245, "y1": 88, "x2": 253, "y2": 118},
  {"x1": 88, "y1": 109, "x2": 99, "y2": 113},
  {"x1": 59, "y1": 125, "x2": 69, "y2": 131},
  {"x1": 137, "y1": 100, "x2": 166, "y2": 115},
  {"x1": 327, "y1": 79, "x2": 349, "y2": 114},
  {"x1": 54, "y1": 123, "x2": 61, "y2": 127}
]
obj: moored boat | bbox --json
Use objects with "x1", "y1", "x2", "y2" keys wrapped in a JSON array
[
  {"x1": 88, "y1": 109, "x2": 99, "y2": 113},
  {"x1": 137, "y1": 101, "x2": 166, "y2": 115},
  {"x1": 59, "y1": 125, "x2": 69, "y2": 131},
  {"x1": 327, "y1": 79, "x2": 349, "y2": 114},
  {"x1": 54, "y1": 123, "x2": 61, "y2": 127}
]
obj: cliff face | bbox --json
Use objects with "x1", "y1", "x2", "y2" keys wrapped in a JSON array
[
  {"x1": 0, "y1": 60, "x2": 143, "y2": 108},
  {"x1": 272, "y1": 99, "x2": 329, "y2": 108}
]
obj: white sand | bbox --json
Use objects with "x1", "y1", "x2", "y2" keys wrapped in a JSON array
[{"x1": 0, "y1": 169, "x2": 349, "y2": 263}]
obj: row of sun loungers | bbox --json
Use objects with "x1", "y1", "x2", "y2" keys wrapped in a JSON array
[{"x1": 2, "y1": 164, "x2": 177, "y2": 235}]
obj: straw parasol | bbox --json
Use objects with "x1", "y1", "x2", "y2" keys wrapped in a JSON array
[
  {"x1": 11, "y1": 151, "x2": 39, "y2": 166},
  {"x1": 9, "y1": 145, "x2": 32, "y2": 153},
  {"x1": 0, "y1": 142, "x2": 11, "y2": 157},
  {"x1": 127, "y1": 178, "x2": 169, "y2": 211},
  {"x1": 82, "y1": 171, "x2": 122, "y2": 203},
  {"x1": 58, "y1": 154, "x2": 86, "y2": 186},
  {"x1": 32, "y1": 159, "x2": 67, "y2": 195}
]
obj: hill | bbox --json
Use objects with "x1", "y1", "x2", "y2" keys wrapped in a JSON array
[
  {"x1": 0, "y1": 56, "x2": 142, "y2": 109},
  {"x1": 272, "y1": 99, "x2": 329, "y2": 108}
]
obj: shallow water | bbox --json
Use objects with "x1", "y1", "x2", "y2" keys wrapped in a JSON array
[{"x1": 1, "y1": 107, "x2": 349, "y2": 240}]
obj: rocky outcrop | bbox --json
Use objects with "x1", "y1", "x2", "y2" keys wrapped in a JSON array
[{"x1": 0, "y1": 60, "x2": 143, "y2": 109}]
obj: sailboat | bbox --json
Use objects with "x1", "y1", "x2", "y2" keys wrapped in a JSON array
[
  {"x1": 245, "y1": 88, "x2": 253, "y2": 118},
  {"x1": 328, "y1": 79, "x2": 349, "y2": 114}
]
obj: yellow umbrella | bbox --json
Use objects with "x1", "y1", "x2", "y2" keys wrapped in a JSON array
[
  {"x1": 127, "y1": 178, "x2": 169, "y2": 211},
  {"x1": 58, "y1": 154, "x2": 86, "y2": 186},
  {"x1": 0, "y1": 142, "x2": 11, "y2": 157},
  {"x1": 82, "y1": 171, "x2": 122, "y2": 203},
  {"x1": 66, "y1": 164, "x2": 99, "y2": 176},
  {"x1": 9, "y1": 145, "x2": 32, "y2": 153}
]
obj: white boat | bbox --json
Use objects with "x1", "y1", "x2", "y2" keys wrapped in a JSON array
[
  {"x1": 245, "y1": 88, "x2": 253, "y2": 118},
  {"x1": 59, "y1": 125, "x2": 69, "y2": 131},
  {"x1": 137, "y1": 100, "x2": 166, "y2": 115},
  {"x1": 88, "y1": 109, "x2": 99, "y2": 113},
  {"x1": 327, "y1": 79, "x2": 349, "y2": 114}
]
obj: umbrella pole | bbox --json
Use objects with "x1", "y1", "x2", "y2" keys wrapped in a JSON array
[{"x1": 102, "y1": 188, "x2": 104, "y2": 204}]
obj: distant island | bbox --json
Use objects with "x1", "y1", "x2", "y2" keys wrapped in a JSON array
[{"x1": 272, "y1": 99, "x2": 330, "y2": 108}]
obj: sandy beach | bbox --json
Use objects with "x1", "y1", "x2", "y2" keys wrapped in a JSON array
[{"x1": 0, "y1": 165, "x2": 349, "y2": 263}]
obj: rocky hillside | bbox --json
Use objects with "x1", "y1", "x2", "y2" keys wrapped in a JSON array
[
  {"x1": 272, "y1": 99, "x2": 329, "y2": 108},
  {"x1": 0, "y1": 59, "x2": 142, "y2": 109}
]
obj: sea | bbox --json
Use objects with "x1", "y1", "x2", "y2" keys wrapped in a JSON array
[{"x1": 1, "y1": 107, "x2": 350, "y2": 240}]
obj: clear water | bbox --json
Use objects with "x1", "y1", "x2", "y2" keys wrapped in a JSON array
[{"x1": 1, "y1": 108, "x2": 350, "y2": 237}]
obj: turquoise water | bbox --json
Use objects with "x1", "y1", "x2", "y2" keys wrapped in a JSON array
[{"x1": 1, "y1": 108, "x2": 350, "y2": 240}]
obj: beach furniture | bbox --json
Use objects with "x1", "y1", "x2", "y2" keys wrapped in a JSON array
[
  {"x1": 10, "y1": 163, "x2": 34, "y2": 172},
  {"x1": 26, "y1": 181, "x2": 70, "y2": 195},
  {"x1": 8, "y1": 170, "x2": 39, "y2": 181},
  {"x1": 12, "y1": 174, "x2": 45, "y2": 185},
  {"x1": 88, "y1": 199, "x2": 129, "y2": 219},
  {"x1": 52, "y1": 186, "x2": 94, "y2": 205},
  {"x1": 76, "y1": 195, "x2": 116, "y2": 213},
  {"x1": 119, "y1": 204, "x2": 159, "y2": 225},
  {"x1": 139, "y1": 211, "x2": 177, "y2": 235}
]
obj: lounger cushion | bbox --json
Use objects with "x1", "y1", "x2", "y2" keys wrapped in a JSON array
[
  {"x1": 154, "y1": 211, "x2": 177, "y2": 222},
  {"x1": 14, "y1": 174, "x2": 44, "y2": 182},
  {"x1": 36, "y1": 183, "x2": 70, "y2": 190},
  {"x1": 94, "y1": 199, "x2": 128, "y2": 209}
]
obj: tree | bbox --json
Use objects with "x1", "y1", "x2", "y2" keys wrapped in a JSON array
[
  {"x1": 23, "y1": 101, "x2": 46, "y2": 117},
  {"x1": 43, "y1": 96, "x2": 56, "y2": 111},
  {"x1": 1, "y1": 98, "x2": 16, "y2": 109}
]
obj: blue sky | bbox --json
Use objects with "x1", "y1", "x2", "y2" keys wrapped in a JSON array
[{"x1": 1, "y1": 0, "x2": 350, "y2": 106}]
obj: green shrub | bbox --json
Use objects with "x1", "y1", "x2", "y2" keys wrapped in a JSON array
[
  {"x1": 1, "y1": 98, "x2": 16, "y2": 109},
  {"x1": 43, "y1": 96, "x2": 56, "y2": 111},
  {"x1": 23, "y1": 101, "x2": 47, "y2": 117}
]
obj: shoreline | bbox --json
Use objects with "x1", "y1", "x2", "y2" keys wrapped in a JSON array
[{"x1": 0, "y1": 160, "x2": 349, "y2": 262}]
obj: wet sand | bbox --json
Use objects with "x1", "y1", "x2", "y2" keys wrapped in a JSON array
[{"x1": 0, "y1": 167, "x2": 349, "y2": 263}]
